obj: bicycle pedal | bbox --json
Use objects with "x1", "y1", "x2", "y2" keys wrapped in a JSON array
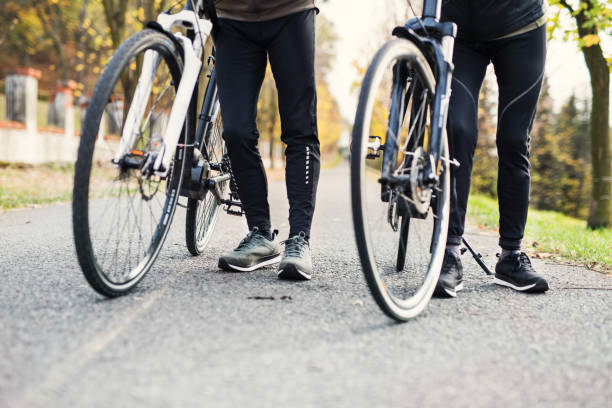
[
  {"x1": 367, "y1": 136, "x2": 384, "y2": 159},
  {"x1": 225, "y1": 208, "x2": 244, "y2": 216}
]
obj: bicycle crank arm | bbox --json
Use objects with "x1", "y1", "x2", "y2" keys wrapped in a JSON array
[{"x1": 206, "y1": 173, "x2": 232, "y2": 204}]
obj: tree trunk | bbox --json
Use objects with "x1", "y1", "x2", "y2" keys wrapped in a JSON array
[
  {"x1": 574, "y1": 12, "x2": 612, "y2": 228},
  {"x1": 585, "y1": 53, "x2": 610, "y2": 228}
]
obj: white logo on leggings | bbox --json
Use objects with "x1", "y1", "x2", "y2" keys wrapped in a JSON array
[{"x1": 305, "y1": 146, "x2": 310, "y2": 185}]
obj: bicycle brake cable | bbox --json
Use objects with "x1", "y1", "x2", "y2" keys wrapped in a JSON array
[
  {"x1": 189, "y1": 0, "x2": 207, "y2": 56},
  {"x1": 406, "y1": 0, "x2": 429, "y2": 37}
]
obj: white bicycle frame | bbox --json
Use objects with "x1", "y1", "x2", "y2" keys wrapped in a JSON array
[{"x1": 114, "y1": 10, "x2": 213, "y2": 177}]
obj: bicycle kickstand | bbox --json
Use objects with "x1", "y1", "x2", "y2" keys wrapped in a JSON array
[{"x1": 461, "y1": 238, "x2": 495, "y2": 276}]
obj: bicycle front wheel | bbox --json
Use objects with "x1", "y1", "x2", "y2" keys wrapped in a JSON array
[
  {"x1": 351, "y1": 39, "x2": 451, "y2": 321},
  {"x1": 73, "y1": 29, "x2": 191, "y2": 297}
]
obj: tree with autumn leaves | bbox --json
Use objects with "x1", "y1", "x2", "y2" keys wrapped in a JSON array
[
  {"x1": 548, "y1": 0, "x2": 611, "y2": 228},
  {"x1": 1, "y1": 0, "x2": 345, "y2": 160},
  {"x1": 0, "y1": 1, "x2": 178, "y2": 94}
]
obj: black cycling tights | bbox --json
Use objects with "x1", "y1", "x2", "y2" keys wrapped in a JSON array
[
  {"x1": 214, "y1": 10, "x2": 320, "y2": 239},
  {"x1": 446, "y1": 25, "x2": 546, "y2": 250}
]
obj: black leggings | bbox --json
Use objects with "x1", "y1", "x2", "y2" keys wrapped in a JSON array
[
  {"x1": 214, "y1": 9, "x2": 320, "y2": 239},
  {"x1": 446, "y1": 25, "x2": 546, "y2": 250}
]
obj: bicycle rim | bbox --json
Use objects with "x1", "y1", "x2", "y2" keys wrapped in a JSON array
[
  {"x1": 351, "y1": 39, "x2": 450, "y2": 321},
  {"x1": 73, "y1": 30, "x2": 189, "y2": 297}
]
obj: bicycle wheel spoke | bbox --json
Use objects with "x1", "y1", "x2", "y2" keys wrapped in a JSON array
[
  {"x1": 186, "y1": 93, "x2": 225, "y2": 256},
  {"x1": 74, "y1": 29, "x2": 188, "y2": 295},
  {"x1": 351, "y1": 39, "x2": 450, "y2": 320}
]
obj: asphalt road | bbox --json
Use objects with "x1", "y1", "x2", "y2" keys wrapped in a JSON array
[{"x1": 1, "y1": 164, "x2": 611, "y2": 407}]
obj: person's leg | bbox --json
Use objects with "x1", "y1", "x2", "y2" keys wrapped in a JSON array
[
  {"x1": 489, "y1": 26, "x2": 549, "y2": 293},
  {"x1": 434, "y1": 39, "x2": 489, "y2": 298},
  {"x1": 491, "y1": 25, "x2": 546, "y2": 251},
  {"x1": 266, "y1": 9, "x2": 319, "y2": 240},
  {"x1": 446, "y1": 39, "x2": 489, "y2": 249},
  {"x1": 214, "y1": 18, "x2": 271, "y2": 233}
]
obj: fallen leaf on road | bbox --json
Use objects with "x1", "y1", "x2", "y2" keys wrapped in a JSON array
[
  {"x1": 586, "y1": 262, "x2": 599, "y2": 270},
  {"x1": 280, "y1": 295, "x2": 292, "y2": 301},
  {"x1": 247, "y1": 296, "x2": 274, "y2": 300},
  {"x1": 532, "y1": 252, "x2": 554, "y2": 259}
]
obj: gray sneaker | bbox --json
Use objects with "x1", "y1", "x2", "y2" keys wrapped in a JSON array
[
  {"x1": 277, "y1": 232, "x2": 312, "y2": 280},
  {"x1": 219, "y1": 227, "x2": 281, "y2": 272}
]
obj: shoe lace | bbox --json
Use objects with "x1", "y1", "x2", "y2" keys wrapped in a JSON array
[
  {"x1": 235, "y1": 227, "x2": 262, "y2": 251},
  {"x1": 498, "y1": 251, "x2": 534, "y2": 272},
  {"x1": 517, "y1": 252, "x2": 534, "y2": 270},
  {"x1": 282, "y1": 232, "x2": 308, "y2": 258}
]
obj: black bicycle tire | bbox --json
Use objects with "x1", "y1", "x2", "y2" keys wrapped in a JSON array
[
  {"x1": 185, "y1": 80, "x2": 224, "y2": 256},
  {"x1": 351, "y1": 38, "x2": 450, "y2": 321},
  {"x1": 73, "y1": 29, "x2": 189, "y2": 297}
]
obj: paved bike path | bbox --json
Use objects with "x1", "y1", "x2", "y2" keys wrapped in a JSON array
[{"x1": 0, "y1": 163, "x2": 610, "y2": 407}]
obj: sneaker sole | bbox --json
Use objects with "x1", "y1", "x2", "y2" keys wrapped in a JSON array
[
  {"x1": 493, "y1": 277, "x2": 549, "y2": 293},
  {"x1": 219, "y1": 253, "x2": 281, "y2": 272},
  {"x1": 277, "y1": 264, "x2": 311, "y2": 281},
  {"x1": 433, "y1": 282, "x2": 464, "y2": 298}
]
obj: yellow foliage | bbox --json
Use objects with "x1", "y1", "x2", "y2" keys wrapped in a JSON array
[
  {"x1": 316, "y1": 81, "x2": 346, "y2": 154},
  {"x1": 582, "y1": 34, "x2": 601, "y2": 47}
]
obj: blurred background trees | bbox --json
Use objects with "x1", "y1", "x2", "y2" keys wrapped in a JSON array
[
  {"x1": 452, "y1": 71, "x2": 594, "y2": 221},
  {"x1": 547, "y1": 0, "x2": 610, "y2": 228},
  {"x1": 471, "y1": 0, "x2": 610, "y2": 227},
  {"x1": 0, "y1": 0, "x2": 345, "y2": 162},
  {"x1": 0, "y1": 0, "x2": 608, "y2": 225}
]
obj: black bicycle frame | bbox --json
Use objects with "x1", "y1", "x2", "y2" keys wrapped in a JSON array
[
  {"x1": 422, "y1": 0, "x2": 442, "y2": 19},
  {"x1": 384, "y1": 0, "x2": 456, "y2": 187}
]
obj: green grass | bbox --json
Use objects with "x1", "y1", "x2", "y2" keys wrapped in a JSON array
[
  {"x1": 0, "y1": 186, "x2": 73, "y2": 210},
  {"x1": 0, "y1": 163, "x2": 75, "y2": 211},
  {"x1": 468, "y1": 194, "x2": 612, "y2": 271}
]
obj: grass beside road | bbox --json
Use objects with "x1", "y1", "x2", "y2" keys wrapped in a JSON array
[
  {"x1": 0, "y1": 163, "x2": 74, "y2": 211},
  {"x1": 468, "y1": 194, "x2": 612, "y2": 272},
  {"x1": 1, "y1": 153, "x2": 347, "y2": 211}
]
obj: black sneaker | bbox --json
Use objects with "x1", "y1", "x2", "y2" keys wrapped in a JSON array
[
  {"x1": 218, "y1": 227, "x2": 281, "y2": 272},
  {"x1": 433, "y1": 249, "x2": 464, "y2": 298},
  {"x1": 494, "y1": 251, "x2": 549, "y2": 293},
  {"x1": 277, "y1": 232, "x2": 312, "y2": 281}
]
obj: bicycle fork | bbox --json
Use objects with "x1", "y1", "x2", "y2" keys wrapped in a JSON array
[{"x1": 114, "y1": 11, "x2": 212, "y2": 178}]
